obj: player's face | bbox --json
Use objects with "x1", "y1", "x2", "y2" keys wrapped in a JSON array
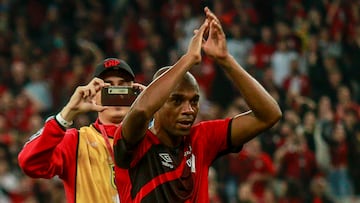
[
  {"x1": 156, "y1": 80, "x2": 200, "y2": 138},
  {"x1": 96, "y1": 70, "x2": 133, "y2": 124}
]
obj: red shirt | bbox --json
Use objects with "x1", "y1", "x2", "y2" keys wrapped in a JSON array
[
  {"x1": 18, "y1": 118, "x2": 120, "y2": 203},
  {"x1": 114, "y1": 118, "x2": 240, "y2": 202},
  {"x1": 234, "y1": 151, "x2": 275, "y2": 199},
  {"x1": 330, "y1": 141, "x2": 348, "y2": 168},
  {"x1": 250, "y1": 42, "x2": 275, "y2": 69},
  {"x1": 282, "y1": 74, "x2": 311, "y2": 96},
  {"x1": 281, "y1": 149, "x2": 317, "y2": 181}
]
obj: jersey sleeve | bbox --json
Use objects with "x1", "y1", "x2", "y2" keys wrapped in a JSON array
[
  {"x1": 18, "y1": 116, "x2": 78, "y2": 179},
  {"x1": 113, "y1": 133, "x2": 134, "y2": 168},
  {"x1": 113, "y1": 125, "x2": 138, "y2": 169},
  {"x1": 193, "y1": 118, "x2": 242, "y2": 164}
]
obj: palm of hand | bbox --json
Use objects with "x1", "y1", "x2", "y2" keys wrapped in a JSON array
[
  {"x1": 68, "y1": 89, "x2": 100, "y2": 114},
  {"x1": 79, "y1": 98, "x2": 97, "y2": 112}
]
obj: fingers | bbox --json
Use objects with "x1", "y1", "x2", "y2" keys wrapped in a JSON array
[
  {"x1": 201, "y1": 7, "x2": 228, "y2": 60},
  {"x1": 192, "y1": 19, "x2": 208, "y2": 43},
  {"x1": 186, "y1": 19, "x2": 209, "y2": 63},
  {"x1": 85, "y1": 78, "x2": 109, "y2": 97},
  {"x1": 90, "y1": 77, "x2": 109, "y2": 92},
  {"x1": 193, "y1": 19, "x2": 209, "y2": 50},
  {"x1": 201, "y1": 7, "x2": 225, "y2": 42},
  {"x1": 132, "y1": 83, "x2": 146, "y2": 91},
  {"x1": 198, "y1": 18, "x2": 209, "y2": 35},
  {"x1": 80, "y1": 87, "x2": 94, "y2": 99},
  {"x1": 91, "y1": 100, "x2": 108, "y2": 112},
  {"x1": 204, "y1": 7, "x2": 224, "y2": 36},
  {"x1": 204, "y1": 7, "x2": 221, "y2": 25},
  {"x1": 210, "y1": 19, "x2": 225, "y2": 37},
  {"x1": 76, "y1": 78, "x2": 106, "y2": 100}
]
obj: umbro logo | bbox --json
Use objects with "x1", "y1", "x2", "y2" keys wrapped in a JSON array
[
  {"x1": 159, "y1": 153, "x2": 174, "y2": 169},
  {"x1": 159, "y1": 153, "x2": 172, "y2": 163}
]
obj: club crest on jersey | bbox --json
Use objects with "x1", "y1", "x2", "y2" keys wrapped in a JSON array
[
  {"x1": 159, "y1": 153, "x2": 174, "y2": 169},
  {"x1": 184, "y1": 146, "x2": 196, "y2": 173}
]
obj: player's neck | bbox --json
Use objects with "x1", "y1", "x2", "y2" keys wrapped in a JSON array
[{"x1": 150, "y1": 127, "x2": 182, "y2": 148}]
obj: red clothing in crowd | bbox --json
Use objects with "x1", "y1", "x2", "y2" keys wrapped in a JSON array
[
  {"x1": 227, "y1": 150, "x2": 275, "y2": 201},
  {"x1": 280, "y1": 148, "x2": 317, "y2": 182},
  {"x1": 237, "y1": 151, "x2": 275, "y2": 200},
  {"x1": 330, "y1": 140, "x2": 348, "y2": 168},
  {"x1": 283, "y1": 74, "x2": 311, "y2": 97},
  {"x1": 250, "y1": 42, "x2": 275, "y2": 69},
  {"x1": 5, "y1": 104, "x2": 34, "y2": 132}
]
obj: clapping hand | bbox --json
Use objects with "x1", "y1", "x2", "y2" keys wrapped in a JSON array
[
  {"x1": 202, "y1": 7, "x2": 228, "y2": 61},
  {"x1": 186, "y1": 18, "x2": 209, "y2": 66}
]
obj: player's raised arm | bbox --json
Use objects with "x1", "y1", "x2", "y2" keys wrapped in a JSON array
[
  {"x1": 120, "y1": 20, "x2": 209, "y2": 147},
  {"x1": 202, "y1": 7, "x2": 282, "y2": 146}
]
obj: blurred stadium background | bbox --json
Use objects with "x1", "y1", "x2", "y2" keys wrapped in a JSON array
[{"x1": 0, "y1": 0, "x2": 360, "y2": 202}]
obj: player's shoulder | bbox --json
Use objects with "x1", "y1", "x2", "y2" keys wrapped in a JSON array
[
  {"x1": 192, "y1": 118, "x2": 230, "y2": 129},
  {"x1": 190, "y1": 118, "x2": 231, "y2": 140},
  {"x1": 189, "y1": 120, "x2": 217, "y2": 137}
]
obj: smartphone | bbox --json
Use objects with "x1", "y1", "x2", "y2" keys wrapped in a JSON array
[{"x1": 101, "y1": 86, "x2": 139, "y2": 106}]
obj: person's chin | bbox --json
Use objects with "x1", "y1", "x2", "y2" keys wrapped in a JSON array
[
  {"x1": 110, "y1": 116, "x2": 124, "y2": 124},
  {"x1": 106, "y1": 106, "x2": 130, "y2": 112},
  {"x1": 175, "y1": 128, "x2": 191, "y2": 137}
]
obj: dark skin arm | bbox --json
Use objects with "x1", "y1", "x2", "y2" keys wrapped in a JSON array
[
  {"x1": 202, "y1": 7, "x2": 282, "y2": 146},
  {"x1": 121, "y1": 20, "x2": 209, "y2": 147}
]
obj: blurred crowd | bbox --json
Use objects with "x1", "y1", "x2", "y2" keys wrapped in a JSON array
[{"x1": 0, "y1": 0, "x2": 359, "y2": 202}]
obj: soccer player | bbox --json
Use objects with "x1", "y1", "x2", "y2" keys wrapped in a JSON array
[
  {"x1": 18, "y1": 58, "x2": 144, "y2": 203},
  {"x1": 113, "y1": 7, "x2": 282, "y2": 202}
]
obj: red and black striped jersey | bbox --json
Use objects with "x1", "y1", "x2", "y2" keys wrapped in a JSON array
[{"x1": 114, "y1": 118, "x2": 241, "y2": 202}]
